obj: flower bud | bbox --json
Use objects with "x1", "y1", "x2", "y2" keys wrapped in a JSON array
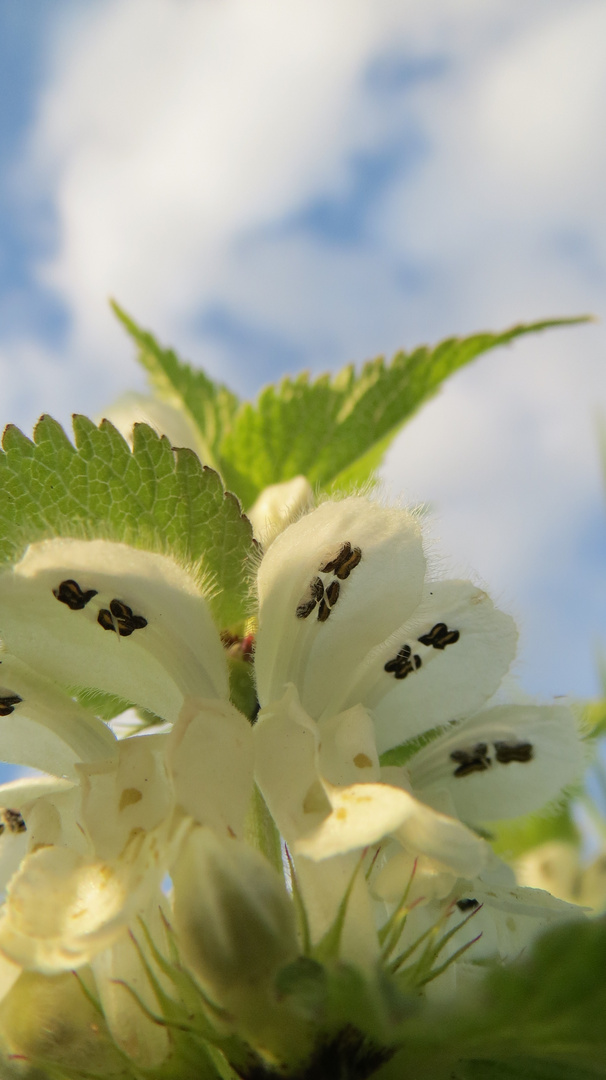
[{"x1": 172, "y1": 827, "x2": 297, "y2": 998}]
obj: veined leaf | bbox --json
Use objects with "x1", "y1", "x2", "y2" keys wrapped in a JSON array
[
  {"x1": 115, "y1": 306, "x2": 590, "y2": 508},
  {"x1": 218, "y1": 318, "x2": 590, "y2": 506},
  {"x1": 0, "y1": 415, "x2": 255, "y2": 629},
  {"x1": 112, "y1": 301, "x2": 240, "y2": 474}
]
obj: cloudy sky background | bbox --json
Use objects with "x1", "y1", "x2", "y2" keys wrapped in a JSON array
[{"x1": 0, "y1": 0, "x2": 605, "y2": 704}]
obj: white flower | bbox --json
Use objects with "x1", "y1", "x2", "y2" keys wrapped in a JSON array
[
  {"x1": 99, "y1": 392, "x2": 207, "y2": 459},
  {"x1": 255, "y1": 686, "x2": 486, "y2": 876},
  {"x1": 252, "y1": 497, "x2": 584, "y2": 962},
  {"x1": 247, "y1": 476, "x2": 314, "y2": 548},
  {"x1": 0, "y1": 537, "x2": 256, "y2": 1062},
  {"x1": 0, "y1": 538, "x2": 228, "y2": 724},
  {"x1": 255, "y1": 497, "x2": 518, "y2": 750},
  {"x1": 0, "y1": 695, "x2": 254, "y2": 1064},
  {"x1": 516, "y1": 841, "x2": 606, "y2": 912},
  {"x1": 390, "y1": 855, "x2": 584, "y2": 1001}
]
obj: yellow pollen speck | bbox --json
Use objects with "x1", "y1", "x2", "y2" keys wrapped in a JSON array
[
  {"x1": 353, "y1": 753, "x2": 373, "y2": 768},
  {"x1": 119, "y1": 788, "x2": 143, "y2": 811},
  {"x1": 336, "y1": 808, "x2": 347, "y2": 820}
]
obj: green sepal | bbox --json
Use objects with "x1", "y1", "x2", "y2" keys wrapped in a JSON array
[
  {"x1": 244, "y1": 784, "x2": 283, "y2": 877},
  {"x1": 376, "y1": 916, "x2": 606, "y2": 1079}
]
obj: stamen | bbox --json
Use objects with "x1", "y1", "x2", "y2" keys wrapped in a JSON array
[
  {"x1": 109, "y1": 599, "x2": 148, "y2": 636},
  {"x1": 384, "y1": 644, "x2": 422, "y2": 679},
  {"x1": 494, "y1": 740, "x2": 534, "y2": 765},
  {"x1": 325, "y1": 580, "x2": 340, "y2": 607},
  {"x1": 98, "y1": 600, "x2": 148, "y2": 636},
  {"x1": 418, "y1": 622, "x2": 460, "y2": 650},
  {"x1": 0, "y1": 693, "x2": 22, "y2": 717},
  {"x1": 319, "y1": 541, "x2": 362, "y2": 580},
  {"x1": 296, "y1": 576, "x2": 324, "y2": 619},
  {"x1": 456, "y1": 897, "x2": 479, "y2": 912},
  {"x1": 317, "y1": 599, "x2": 331, "y2": 623},
  {"x1": 450, "y1": 743, "x2": 491, "y2": 778},
  {"x1": 97, "y1": 608, "x2": 116, "y2": 633},
  {"x1": 2, "y1": 808, "x2": 26, "y2": 833},
  {"x1": 53, "y1": 579, "x2": 98, "y2": 610}
]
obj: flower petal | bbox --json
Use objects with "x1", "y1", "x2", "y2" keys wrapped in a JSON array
[
  {"x1": 448, "y1": 878, "x2": 584, "y2": 963},
  {"x1": 253, "y1": 687, "x2": 325, "y2": 845},
  {"x1": 0, "y1": 847, "x2": 129, "y2": 971},
  {"x1": 317, "y1": 705, "x2": 381, "y2": 787},
  {"x1": 0, "y1": 655, "x2": 115, "y2": 778},
  {"x1": 408, "y1": 704, "x2": 583, "y2": 821},
  {"x1": 255, "y1": 498, "x2": 426, "y2": 719},
  {"x1": 248, "y1": 476, "x2": 314, "y2": 547},
  {"x1": 292, "y1": 853, "x2": 380, "y2": 966},
  {"x1": 77, "y1": 734, "x2": 172, "y2": 860},
  {"x1": 296, "y1": 781, "x2": 487, "y2": 878},
  {"x1": 353, "y1": 581, "x2": 518, "y2": 752},
  {"x1": 0, "y1": 539, "x2": 228, "y2": 722},
  {"x1": 91, "y1": 909, "x2": 171, "y2": 1066},
  {"x1": 370, "y1": 846, "x2": 456, "y2": 904},
  {"x1": 168, "y1": 698, "x2": 254, "y2": 840},
  {"x1": 101, "y1": 391, "x2": 205, "y2": 459}
]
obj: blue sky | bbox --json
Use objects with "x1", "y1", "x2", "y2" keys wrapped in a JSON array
[{"x1": 0, "y1": 0, "x2": 604, "y2": 709}]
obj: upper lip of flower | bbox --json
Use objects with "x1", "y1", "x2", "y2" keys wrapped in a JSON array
[
  {"x1": 254, "y1": 495, "x2": 518, "y2": 750},
  {"x1": 0, "y1": 537, "x2": 232, "y2": 726}
]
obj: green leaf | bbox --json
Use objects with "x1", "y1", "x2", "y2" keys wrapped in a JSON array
[
  {"x1": 115, "y1": 306, "x2": 590, "y2": 509},
  {"x1": 112, "y1": 301, "x2": 240, "y2": 474},
  {"x1": 0, "y1": 415, "x2": 255, "y2": 629},
  {"x1": 216, "y1": 317, "x2": 591, "y2": 506}
]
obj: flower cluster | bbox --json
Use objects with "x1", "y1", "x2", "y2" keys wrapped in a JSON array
[{"x1": 0, "y1": 489, "x2": 585, "y2": 1075}]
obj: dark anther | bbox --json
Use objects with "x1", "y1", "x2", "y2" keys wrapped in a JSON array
[
  {"x1": 325, "y1": 580, "x2": 340, "y2": 606},
  {"x1": 3, "y1": 808, "x2": 26, "y2": 833},
  {"x1": 319, "y1": 541, "x2": 362, "y2": 580},
  {"x1": 384, "y1": 645, "x2": 410, "y2": 672},
  {"x1": 0, "y1": 693, "x2": 22, "y2": 717},
  {"x1": 98, "y1": 599, "x2": 148, "y2": 637},
  {"x1": 98, "y1": 609, "x2": 116, "y2": 633},
  {"x1": 418, "y1": 622, "x2": 460, "y2": 650},
  {"x1": 451, "y1": 743, "x2": 492, "y2": 778},
  {"x1": 296, "y1": 577, "x2": 325, "y2": 619},
  {"x1": 494, "y1": 740, "x2": 534, "y2": 765},
  {"x1": 108, "y1": 599, "x2": 147, "y2": 636},
  {"x1": 456, "y1": 898, "x2": 479, "y2": 912},
  {"x1": 53, "y1": 579, "x2": 98, "y2": 611},
  {"x1": 384, "y1": 644, "x2": 422, "y2": 679},
  {"x1": 317, "y1": 599, "x2": 331, "y2": 623}
]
